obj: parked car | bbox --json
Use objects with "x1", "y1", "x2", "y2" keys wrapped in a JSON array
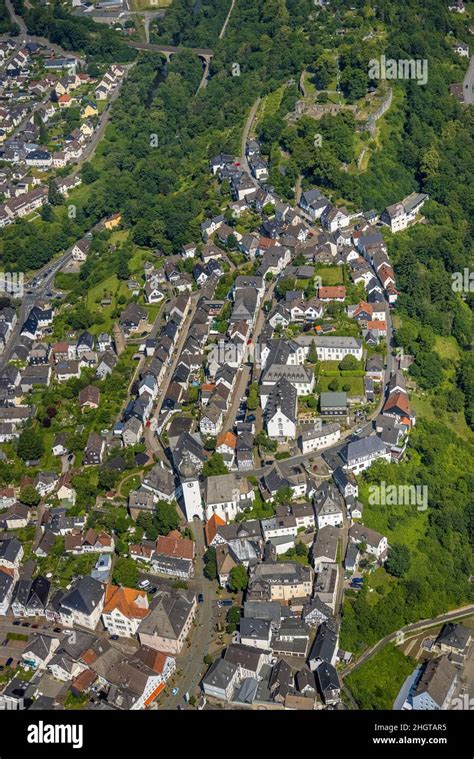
[
  {"x1": 110, "y1": 635, "x2": 119, "y2": 641},
  {"x1": 171, "y1": 688, "x2": 179, "y2": 696},
  {"x1": 5, "y1": 658, "x2": 13, "y2": 667},
  {"x1": 246, "y1": 414, "x2": 256, "y2": 423},
  {"x1": 53, "y1": 627, "x2": 62, "y2": 633},
  {"x1": 218, "y1": 599, "x2": 233, "y2": 607},
  {"x1": 12, "y1": 620, "x2": 21, "y2": 626},
  {"x1": 21, "y1": 622, "x2": 30, "y2": 627},
  {"x1": 198, "y1": 593, "x2": 204, "y2": 603},
  {"x1": 31, "y1": 624, "x2": 39, "y2": 629}
]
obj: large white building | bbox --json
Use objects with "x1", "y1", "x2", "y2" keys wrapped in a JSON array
[
  {"x1": 342, "y1": 436, "x2": 391, "y2": 474},
  {"x1": 58, "y1": 577, "x2": 105, "y2": 631},
  {"x1": 381, "y1": 192, "x2": 428, "y2": 233},
  {"x1": 299, "y1": 422, "x2": 340, "y2": 454},
  {"x1": 179, "y1": 478, "x2": 205, "y2": 521},
  {"x1": 102, "y1": 585, "x2": 150, "y2": 638},
  {"x1": 261, "y1": 364, "x2": 315, "y2": 399},
  {"x1": 294, "y1": 335, "x2": 363, "y2": 362},
  {"x1": 263, "y1": 378, "x2": 297, "y2": 440}
]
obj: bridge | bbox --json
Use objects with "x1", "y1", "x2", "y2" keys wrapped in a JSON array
[{"x1": 127, "y1": 42, "x2": 214, "y2": 63}]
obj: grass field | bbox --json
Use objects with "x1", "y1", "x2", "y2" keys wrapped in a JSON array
[
  {"x1": 319, "y1": 360, "x2": 364, "y2": 374},
  {"x1": 411, "y1": 393, "x2": 473, "y2": 442},
  {"x1": 346, "y1": 644, "x2": 415, "y2": 710},
  {"x1": 129, "y1": 0, "x2": 171, "y2": 9},
  {"x1": 85, "y1": 274, "x2": 129, "y2": 335},
  {"x1": 318, "y1": 376, "x2": 364, "y2": 396},
  {"x1": 315, "y1": 265, "x2": 344, "y2": 285}
]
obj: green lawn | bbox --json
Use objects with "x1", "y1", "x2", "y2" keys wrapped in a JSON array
[
  {"x1": 315, "y1": 265, "x2": 344, "y2": 285},
  {"x1": 318, "y1": 376, "x2": 364, "y2": 396},
  {"x1": 346, "y1": 644, "x2": 415, "y2": 710},
  {"x1": 319, "y1": 360, "x2": 365, "y2": 375},
  {"x1": 85, "y1": 274, "x2": 129, "y2": 335}
]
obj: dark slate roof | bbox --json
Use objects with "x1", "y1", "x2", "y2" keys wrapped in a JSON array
[
  {"x1": 435, "y1": 623, "x2": 471, "y2": 651},
  {"x1": 60, "y1": 576, "x2": 104, "y2": 616},
  {"x1": 315, "y1": 661, "x2": 340, "y2": 693},
  {"x1": 263, "y1": 377, "x2": 297, "y2": 424},
  {"x1": 308, "y1": 622, "x2": 338, "y2": 664}
]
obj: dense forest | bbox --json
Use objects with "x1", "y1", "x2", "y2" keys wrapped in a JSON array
[
  {"x1": 0, "y1": 1, "x2": 18, "y2": 35},
  {"x1": 21, "y1": 1, "x2": 136, "y2": 62},
  {"x1": 150, "y1": 0, "x2": 232, "y2": 47},
  {"x1": 341, "y1": 419, "x2": 474, "y2": 654}
]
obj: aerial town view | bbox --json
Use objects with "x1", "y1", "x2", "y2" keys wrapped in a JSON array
[{"x1": 0, "y1": 0, "x2": 472, "y2": 751}]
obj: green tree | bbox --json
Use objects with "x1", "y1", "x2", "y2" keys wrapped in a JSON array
[
  {"x1": 228, "y1": 565, "x2": 248, "y2": 592},
  {"x1": 203, "y1": 546, "x2": 217, "y2": 581},
  {"x1": 155, "y1": 500, "x2": 179, "y2": 535},
  {"x1": 226, "y1": 605, "x2": 241, "y2": 633},
  {"x1": 136, "y1": 512, "x2": 159, "y2": 541},
  {"x1": 19, "y1": 485, "x2": 40, "y2": 507},
  {"x1": 17, "y1": 428, "x2": 44, "y2": 461},
  {"x1": 386, "y1": 545, "x2": 411, "y2": 578},
  {"x1": 112, "y1": 558, "x2": 139, "y2": 587},
  {"x1": 48, "y1": 179, "x2": 63, "y2": 206},
  {"x1": 339, "y1": 354, "x2": 359, "y2": 371},
  {"x1": 202, "y1": 452, "x2": 228, "y2": 477},
  {"x1": 295, "y1": 541, "x2": 308, "y2": 558},
  {"x1": 275, "y1": 486, "x2": 293, "y2": 505},
  {"x1": 116, "y1": 247, "x2": 130, "y2": 281},
  {"x1": 246, "y1": 383, "x2": 259, "y2": 411}
]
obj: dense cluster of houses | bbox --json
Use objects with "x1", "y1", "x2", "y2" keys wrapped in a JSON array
[
  {"x1": 0, "y1": 546, "x2": 194, "y2": 710},
  {"x1": 0, "y1": 38, "x2": 124, "y2": 227},
  {"x1": 0, "y1": 100, "x2": 437, "y2": 713}
]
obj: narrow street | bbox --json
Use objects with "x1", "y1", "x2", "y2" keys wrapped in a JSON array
[{"x1": 161, "y1": 518, "x2": 215, "y2": 709}]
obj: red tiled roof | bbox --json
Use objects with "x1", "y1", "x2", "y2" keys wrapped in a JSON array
[
  {"x1": 72, "y1": 668, "x2": 97, "y2": 693},
  {"x1": 204, "y1": 513, "x2": 226, "y2": 545},
  {"x1": 103, "y1": 585, "x2": 149, "y2": 620},
  {"x1": 155, "y1": 534, "x2": 195, "y2": 561},
  {"x1": 383, "y1": 391, "x2": 410, "y2": 416},
  {"x1": 318, "y1": 286, "x2": 346, "y2": 299}
]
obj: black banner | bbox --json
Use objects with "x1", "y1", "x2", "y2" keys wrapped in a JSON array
[{"x1": 0, "y1": 709, "x2": 472, "y2": 757}]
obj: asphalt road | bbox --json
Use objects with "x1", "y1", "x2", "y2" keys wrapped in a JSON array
[
  {"x1": 0, "y1": 615, "x2": 66, "y2": 665},
  {"x1": 161, "y1": 518, "x2": 215, "y2": 709},
  {"x1": 240, "y1": 97, "x2": 261, "y2": 181},
  {"x1": 5, "y1": 0, "x2": 86, "y2": 63},
  {"x1": 462, "y1": 55, "x2": 474, "y2": 105}
]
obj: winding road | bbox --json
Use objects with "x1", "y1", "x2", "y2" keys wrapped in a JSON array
[{"x1": 341, "y1": 604, "x2": 474, "y2": 680}]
